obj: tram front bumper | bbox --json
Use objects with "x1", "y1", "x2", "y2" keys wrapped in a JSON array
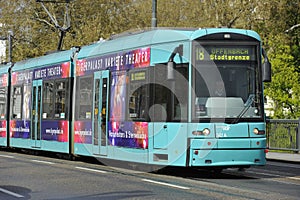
[{"x1": 189, "y1": 138, "x2": 267, "y2": 167}]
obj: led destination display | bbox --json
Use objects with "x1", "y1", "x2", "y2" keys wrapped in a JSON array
[{"x1": 195, "y1": 45, "x2": 256, "y2": 61}]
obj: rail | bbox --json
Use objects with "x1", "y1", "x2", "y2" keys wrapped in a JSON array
[{"x1": 266, "y1": 118, "x2": 300, "y2": 153}]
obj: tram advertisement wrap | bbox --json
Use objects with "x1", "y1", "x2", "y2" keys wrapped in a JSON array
[
  {"x1": 11, "y1": 62, "x2": 71, "y2": 85},
  {"x1": 108, "y1": 121, "x2": 148, "y2": 149},
  {"x1": 74, "y1": 121, "x2": 92, "y2": 144},
  {"x1": 41, "y1": 120, "x2": 68, "y2": 142},
  {"x1": 10, "y1": 120, "x2": 30, "y2": 138},
  {"x1": 76, "y1": 47, "x2": 150, "y2": 76},
  {"x1": 0, "y1": 121, "x2": 6, "y2": 137},
  {"x1": 0, "y1": 73, "x2": 8, "y2": 87}
]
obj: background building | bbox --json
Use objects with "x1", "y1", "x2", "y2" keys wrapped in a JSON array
[
  {"x1": 0, "y1": 39, "x2": 5, "y2": 63},
  {"x1": 0, "y1": 23, "x2": 6, "y2": 63}
]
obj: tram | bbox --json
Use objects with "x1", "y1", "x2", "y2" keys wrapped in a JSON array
[{"x1": 0, "y1": 28, "x2": 271, "y2": 170}]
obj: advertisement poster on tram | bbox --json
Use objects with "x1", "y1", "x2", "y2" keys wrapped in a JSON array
[
  {"x1": 10, "y1": 120, "x2": 30, "y2": 139},
  {"x1": 108, "y1": 121, "x2": 148, "y2": 149},
  {"x1": 0, "y1": 121, "x2": 6, "y2": 137},
  {"x1": 41, "y1": 120, "x2": 68, "y2": 142},
  {"x1": 74, "y1": 121, "x2": 92, "y2": 144}
]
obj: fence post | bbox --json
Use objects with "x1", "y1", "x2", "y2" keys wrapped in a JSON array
[
  {"x1": 297, "y1": 118, "x2": 300, "y2": 153},
  {"x1": 266, "y1": 117, "x2": 270, "y2": 149}
]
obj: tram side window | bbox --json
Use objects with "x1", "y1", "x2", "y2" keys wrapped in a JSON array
[
  {"x1": 22, "y1": 84, "x2": 31, "y2": 120},
  {"x1": 0, "y1": 87, "x2": 7, "y2": 119},
  {"x1": 12, "y1": 86, "x2": 22, "y2": 119},
  {"x1": 151, "y1": 64, "x2": 188, "y2": 122},
  {"x1": 43, "y1": 82, "x2": 54, "y2": 118},
  {"x1": 127, "y1": 70, "x2": 149, "y2": 121},
  {"x1": 42, "y1": 80, "x2": 69, "y2": 119},
  {"x1": 54, "y1": 81, "x2": 69, "y2": 119},
  {"x1": 76, "y1": 76, "x2": 93, "y2": 119}
]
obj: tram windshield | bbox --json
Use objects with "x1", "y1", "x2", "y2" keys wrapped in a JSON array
[{"x1": 192, "y1": 43, "x2": 263, "y2": 122}]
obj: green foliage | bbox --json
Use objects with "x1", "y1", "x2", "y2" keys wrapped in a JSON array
[
  {"x1": 265, "y1": 35, "x2": 300, "y2": 118},
  {"x1": 0, "y1": 0, "x2": 299, "y2": 118}
]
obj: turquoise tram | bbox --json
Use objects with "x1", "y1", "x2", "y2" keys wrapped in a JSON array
[
  {"x1": 0, "y1": 63, "x2": 9, "y2": 147},
  {"x1": 1, "y1": 28, "x2": 271, "y2": 170}
]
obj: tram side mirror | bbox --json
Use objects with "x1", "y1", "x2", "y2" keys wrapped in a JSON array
[
  {"x1": 262, "y1": 60, "x2": 271, "y2": 82},
  {"x1": 262, "y1": 48, "x2": 271, "y2": 82},
  {"x1": 177, "y1": 44, "x2": 183, "y2": 57},
  {"x1": 167, "y1": 61, "x2": 175, "y2": 80}
]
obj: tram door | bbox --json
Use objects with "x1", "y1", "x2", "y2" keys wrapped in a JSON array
[
  {"x1": 31, "y1": 80, "x2": 42, "y2": 148},
  {"x1": 93, "y1": 70, "x2": 109, "y2": 155}
]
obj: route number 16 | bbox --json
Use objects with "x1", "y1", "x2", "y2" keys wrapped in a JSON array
[{"x1": 196, "y1": 48, "x2": 205, "y2": 60}]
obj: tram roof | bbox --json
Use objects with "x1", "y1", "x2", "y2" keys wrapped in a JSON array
[
  {"x1": 78, "y1": 28, "x2": 193, "y2": 59},
  {"x1": 10, "y1": 28, "x2": 261, "y2": 71},
  {"x1": 78, "y1": 28, "x2": 261, "y2": 59},
  {"x1": 191, "y1": 28, "x2": 261, "y2": 41},
  {"x1": 12, "y1": 49, "x2": 73, "y2": 71},
  {"x1": 0, "y1": 63, "x2": 10, "y2": 74}
]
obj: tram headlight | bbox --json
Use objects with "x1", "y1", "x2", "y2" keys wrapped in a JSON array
[
  {"x1": 202, "y1": 128, "x2": 210, "y2": 135},
  {"x1": 192, "y1": 128, "x2": 211, "y2": 136},
  {"x1": 253, "y1": 128, "x2": 265, "y2": 135}
]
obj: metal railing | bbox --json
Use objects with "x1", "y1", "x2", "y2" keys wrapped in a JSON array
[{"x1": 266, "y1": 118, "x2": 300, "y2": 153}]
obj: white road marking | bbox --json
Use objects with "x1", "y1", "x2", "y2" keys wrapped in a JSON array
[
  {"x1": 75, "y1": 166, "x2": 107, "y2": 173},
  {"x1": 247, "y1": 171, "x2": 282, "y2": 177},
  {"x1": 268, "y1": 162, "x2": 300, "y2": 169},
  {"x1": 142, "y1": 179, "x2": 190, "y2": 190},
  {"x1": 287, "y1": 176, "x2": 300, "y2": 181},
  {"x1": 31, "y1": 159, "x2": 55, "y2": 165},
  {"x1": 0, "y1": 187, "x2": 24, "y2": 198},
  {"x1": 0, "y1": 155, "x2": 15, "y2": 158},
  {"x1": 245, "y1": 170, "x2": 300, "y2": 185}
]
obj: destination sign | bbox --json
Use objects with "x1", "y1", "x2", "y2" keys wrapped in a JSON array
[
  {"x1": 195, "y1": 45, "x2": 256, "y2": 61},
  {"x1": 131, "y1": 71, "x2": 146, "y2": 81}
]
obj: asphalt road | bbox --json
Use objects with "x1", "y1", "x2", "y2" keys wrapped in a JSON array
[{"x1": 0, "y1": 150, "x2": 299, "y2": 200}]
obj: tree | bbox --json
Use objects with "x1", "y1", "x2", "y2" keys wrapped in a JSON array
[
  {"x1": 1, "y1": 0, "x2": 299, "y2": 118},
  {"x1": 264, "y1": 34, "x2": 300, "y2": 118},
  {"x1": 0, "y1": 0, "x2": 148, "y2": 61}
]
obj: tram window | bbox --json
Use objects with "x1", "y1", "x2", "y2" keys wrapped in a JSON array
[
  {"x1": 12, "y1": 86, "x2": 22, "y2": 119},
  {"x1": 43, "y1": 80, "x2": 69, "y2": 119},
  {"x1": 127, "y1": 70, "x2": 149, "y2": 121},
  {"x1": 54, "y1": 81, "x2": 68, "y2": 119},
  {"x1": 43, "y1": 82, "x2": 54, "y2": 118},
  {"x1": 150, "y1": 64, "x2": 188, "y2": 122},
  {"x1": 173, "y1": 66, "x2": 188, "y2": 121},
  {"x1": 22, "y1": 84, "x2": 31, "y2": 120},
  {"x1": 128, "y1": 83, "x2": 147, "y2": 120},
  {"x1": 76, "y1": 76, "x2": 93, "y2": 119},
  {"x1": 0, "y1": 87, "x2": 6, "y2": 119}
]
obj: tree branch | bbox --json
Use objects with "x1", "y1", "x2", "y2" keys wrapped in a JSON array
[
  {"x1": 285, "y1": 24, "x2": 300, "y2": 33},
  {"x1": 227, "y1": 16, "x2": 239, "y2": 28},
  {"x1": 34, "y1": 17, "x2": 57, "y2": 30}
]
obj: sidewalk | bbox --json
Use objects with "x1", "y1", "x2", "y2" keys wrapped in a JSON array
[{"x1": 266, "y1": 152, "x2": 300, "y2": 163}]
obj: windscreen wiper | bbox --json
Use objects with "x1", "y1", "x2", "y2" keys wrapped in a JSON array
[{"x1": 231, "y1": 94, "x2": 255, "y2": 124}]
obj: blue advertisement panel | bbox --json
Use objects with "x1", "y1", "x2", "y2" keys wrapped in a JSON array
[
  {"x1": 10, "y1": 120, "x2": 30, "y2": 139},
  {"x1": 41, "y1": 120, "x2": 68, "y2": 142},
  {"x1": 74, "y1": 121, "x2": 92, "y2": 144},
  {"x1": 108, "y1": 121, "x2": 148, "y2": 149},
  {"x1": 33, "y1": 62, "x2": 70, "y2": 80},
  {"x1": 11, "y1": 62, "x2": 71, "y2": 86}
]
